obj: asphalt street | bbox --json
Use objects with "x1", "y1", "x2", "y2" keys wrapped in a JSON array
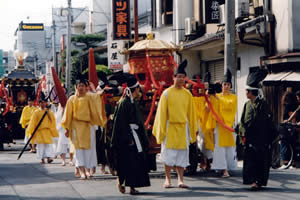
[{"x1": 1, "y1": 141, "x2": 300, "y2": 200}]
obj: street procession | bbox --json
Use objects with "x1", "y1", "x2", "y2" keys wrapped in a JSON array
[{"x1": 1, "y1": 0, "x2": 300, "y2": 199}]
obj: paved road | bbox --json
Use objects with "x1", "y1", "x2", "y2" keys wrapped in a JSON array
[{"x1": 1, "y1": 141, "x2": 300, "y2": 200}]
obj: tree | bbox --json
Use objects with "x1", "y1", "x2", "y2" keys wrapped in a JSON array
[{"x1": 59, "y1": 33, "x2": 107, "y2": 92}]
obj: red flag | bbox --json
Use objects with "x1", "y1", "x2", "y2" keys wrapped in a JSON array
[
  {"x1": 51, "y1": 67, "x2": 67, "y2": 107},
  {"x1": 1, "y1": 80, "x2": 13, "y2": 116},
  {"x1": 34, "y1": 76, "x2": 46, "y2": 106},
  {"x1": 89, "y1": 48, "x2": 98, "y2": 88}
]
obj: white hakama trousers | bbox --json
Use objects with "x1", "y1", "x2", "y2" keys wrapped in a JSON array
[
  {"x1": 196, "y1": 123, "x2": 213, "y2": 160},
  {"x1": 36, "y1": 144, "x2": 55, "y2": 160},
  {"x1": 52, "y1": 137, "x2": 59, "y2": 154},
  {"x1": 160, "y1": 123, "x2": 190, "y2": 168},
  {"x1": 56, "y1": 129, "x2": 69, "y2": 156},
  {"x1": 211, "y1": 125, "x2": 237, "y2": 170},
  {"x1": 74, "y1": 125, "x2": 97, "y2": 169}
]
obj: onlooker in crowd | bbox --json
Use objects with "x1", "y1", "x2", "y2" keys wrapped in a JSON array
[{"x1": 153, "y1": 60, "x2": 197, "y2": 188}]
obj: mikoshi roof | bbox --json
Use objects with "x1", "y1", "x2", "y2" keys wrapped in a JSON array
[
  {"x1": 0, "y1": 65, "x2": 39, "y2": 84},
  {"x1": 127, "y1": 33, "x2": 180, "y2": 52}
]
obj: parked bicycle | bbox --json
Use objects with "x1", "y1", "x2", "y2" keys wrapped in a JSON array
[{"x1": 271, "y1": 122, "x2": 300, "y2": 169}]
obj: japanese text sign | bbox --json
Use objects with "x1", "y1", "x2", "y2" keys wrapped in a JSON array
[
  {"x1": 205, "y1": 0, "x2": 225, "y2": 24},
  {"x1": 112, "y1": 0, "x2": 131, "y2": 40}
]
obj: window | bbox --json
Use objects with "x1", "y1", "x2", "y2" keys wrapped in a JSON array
[{"x1": 161, "y1": 0, "x2": 173, "y2": 25}]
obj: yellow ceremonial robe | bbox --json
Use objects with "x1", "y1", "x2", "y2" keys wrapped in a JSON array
[
  {"x1": 153, "y1": 86, "x2": 197, "y2": 149},
  {"x1": 193, "y1": 96, "x2": 214, "y2": 151},
  {"x1": 61, "y1": 93, "x2": 107, "y2": 149},
  {"x1": 216, "y1": 93, "x2": 237, "y2": 147},
  {"x1": 19, "y1": 106, "x2": 37, "y2": 138},
  {"x1": 27, "y1": 109, "x2": 59, "y2": 144}
]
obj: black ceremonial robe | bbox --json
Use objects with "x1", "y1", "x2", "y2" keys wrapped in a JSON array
[
  {"x1": 111, "y1": 97, "x2": 150, "y2": 188},
  {"x1": 239, "y1": 97, "x2": 274, "y2": 186}
]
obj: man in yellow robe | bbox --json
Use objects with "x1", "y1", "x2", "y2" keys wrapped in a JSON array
[
  {"x1": 27, "y1": 93, "x2": 59, "y2": 164},
  {"x1": 62, "y1": 78, "x2": 107, "y2": 179},
  {"x1": 211, "y1": 69, "x2": 237, "y2": 178},
  {"x1": 19, "y1": 96, "x2": 37, "y2": 152},
  {"x1": 153, "y1": 60, "x2": 197, "y2": 188}
]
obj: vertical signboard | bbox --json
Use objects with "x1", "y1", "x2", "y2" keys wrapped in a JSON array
[
  {"x1": 108, "y1": 23, "x2": 126, "y2": 70},
  {"x1": 205, "y1": 0, "x2": 225, "y2": 24},
  {"x1": 112, "y1": 0, "x2": 131, "y2": 40}
]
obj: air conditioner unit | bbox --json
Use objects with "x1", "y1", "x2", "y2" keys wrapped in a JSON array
[
  {"x1": 236, "y1": 0, "x2": 249, "y2": 18},
  {"x1": 185, "y1": 17, "x2": 196, "y2": 35}
]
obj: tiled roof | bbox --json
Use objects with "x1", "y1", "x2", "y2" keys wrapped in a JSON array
[{"x1": 183, "y1": 31, "x2": 225, "y2": 50}]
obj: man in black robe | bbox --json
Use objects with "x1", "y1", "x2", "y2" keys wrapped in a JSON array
[
  {"x1": 111, "y1": 76, "x2": 150, "y2": 195},
  {"x1": 239, "y1": 87, "x2": 273, "y2": 190}
]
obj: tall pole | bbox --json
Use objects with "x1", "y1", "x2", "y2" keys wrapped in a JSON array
[
  {"x1": 52, "y1": 20, "x2": 57, "y2": 73},
  {"x1": 134, "y1": 0, "x2": 138, "y2": 43},
  {"x1": 66, "y1": 0, "x2": 72, "y2": 94},
  {"x1": 224, "y1": 0, "x2": 236, "y2": 80}
]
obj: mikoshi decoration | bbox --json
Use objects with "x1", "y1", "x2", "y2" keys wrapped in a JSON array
[
  {"x1": 126, "y1": 33, "x2": 180, "y2": 91},
  {"x1": 125, "y1": 33, "x2": 180, "y2": 128},
  {"x1": 88, "y1": 48, "x2": 98, "y2": 88},
  {"x1": 51, "y1": 67, "x2": 67, "y2": 107}
]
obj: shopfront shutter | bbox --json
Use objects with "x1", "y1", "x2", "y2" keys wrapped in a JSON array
[{"x1": 208, "y1": 60, "x2": 224, "y2": 82}]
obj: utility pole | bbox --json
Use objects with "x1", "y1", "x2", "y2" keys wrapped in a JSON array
[
  {"x1": 52, "y1": 20, "x2": 57, "y2": 73},
  {"x1": 224, "y1": 0, "x2": 236, "y2": 80},
  {"x1": 66, "y1": 0, "x2": 72, "y2": 94},
  {"x1": 134, "y1": 0, "x2": 138, "y2": 43}
]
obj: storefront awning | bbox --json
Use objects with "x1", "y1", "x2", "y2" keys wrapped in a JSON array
[
  {"x1": 262, "y1": 71, "x2": 292, "y2": 86},
  {"x1": 263, "y1": 71, "x2": 300, "y2": 86},
  {"x1": 281, "y1": 71, "x2": 300, "y2": 82}
]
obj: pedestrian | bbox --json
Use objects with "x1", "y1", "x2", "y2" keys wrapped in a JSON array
[
  {"x1": 153, "y1": 60, "x2": 197, "y2": 188},
  {"x1": 19, "y1": 95, "x2": 37, "y2": 153},
  {"x1": 62, "y1": 77, "x2": 107, "y2": 180},
  {"x1": 111, "y1": 76, "x2": 150, "y2": 195},
  {"x1": 239, "y1": 70, "x2": 273, "y2": 190},
  {"x1": 211, "y1": 69, "x2": 237, "y2": 177},
  {"x1": 26, "y1": 92, "x2": 58, "y2": 164}
]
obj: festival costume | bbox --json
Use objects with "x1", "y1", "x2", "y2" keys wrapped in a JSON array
[
  {"x1": 19, "y1": 105, "x2": 37, "y2": 144},
  {"x1": 61, "y1": 93, "x2": 107, "y2": 169},
  {"x1": 211, "y1": 93, "x2": 238, "y2": 171},
  {"x1": 55, "y1": 104, "x2": 69, "y2": 156},
  {"x1": 193, "y1": 96, "x2": 213, "y2": 159},
  {"x1": 111, "y1": 96, "x2": 150, "y2": 188},
  {"x1": 239, "y1": 97, "x2": 273, "y2": 186},
  {"x1": 27, "y1": 108, "x2": 59, "y2": 160},
  {"x1": 153, "y1": 86, "x2": 197, "y2": 168}
]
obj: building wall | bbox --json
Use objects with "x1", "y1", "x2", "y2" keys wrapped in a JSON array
[
  {"x1": 16, "y1": 25, "x2": 52, "y2": 74},
  {"x1": 291, "y1": 0, "x2": 300, "y2": 51},
  {"x1": 236, "y1": 45, "x2": 265, "y2": 120},
  {"x1": 173, "y1": 0, "x2": 193, "y2": 44},
  {"x1": 272, "y1": 0, "x2": 291, "y2": 53},
  {"x1": 182, "y1": 51, "x2": 201, "y2": 78}
]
